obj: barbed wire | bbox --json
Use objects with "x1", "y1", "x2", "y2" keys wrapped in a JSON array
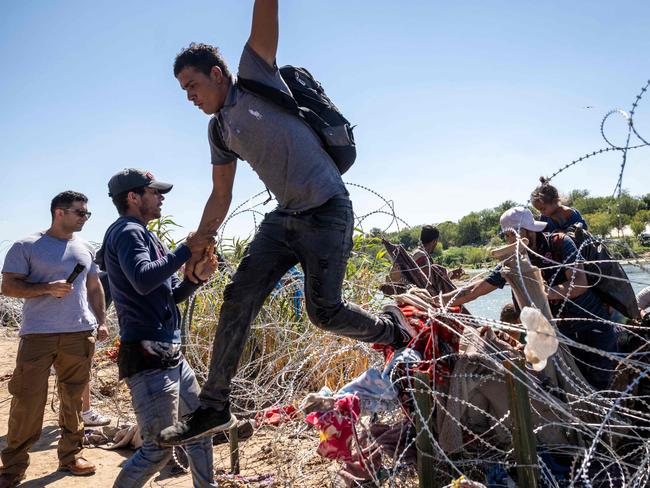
[{"x1": 0, "y1": 80, "x2": 649, "y2": 487}]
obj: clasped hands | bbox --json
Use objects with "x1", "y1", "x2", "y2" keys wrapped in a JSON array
[{"x1": 184, "y1": 232, "x2": 219, "y2": 284}]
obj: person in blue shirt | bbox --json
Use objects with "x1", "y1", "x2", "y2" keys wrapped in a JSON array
[
  {"x1": 530, "y1": 177, "x2": 588, "y2": 232},
  {"x1": 436, "y1": 207, "x2": 617, "y2": 390}
]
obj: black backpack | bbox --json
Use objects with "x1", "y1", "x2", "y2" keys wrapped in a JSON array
[
  {"x1": 549, "y1": 227, "x2": 641, "y2": 320},
  {"x1": 236, "y1": 66, "x2": 356, "y2": 174}
]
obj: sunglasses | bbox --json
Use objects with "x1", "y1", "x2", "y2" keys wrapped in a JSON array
[{"x1": 62, "y1": 208, "x2": 92, "y2": 218}]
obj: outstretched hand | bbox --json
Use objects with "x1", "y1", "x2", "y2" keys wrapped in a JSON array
[
  {"x1": 449, "y1": 267, "x2": 465, "y2": 281},
  {"x1": 194, "y1": 247, "x2": 219, "y2": 283},
  {"x1": 184, "y1": 232, "x2": 216, "y2": 283},
  {"x1": 185, "y1": 232, "x2": 215, "y2": 254}
]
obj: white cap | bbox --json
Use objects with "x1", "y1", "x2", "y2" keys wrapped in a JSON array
[{"x1": 500, "y1": 207, "x2": 547, "y2": 233}]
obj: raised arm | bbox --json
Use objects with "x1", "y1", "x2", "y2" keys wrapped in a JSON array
[{"x1": 247, "y1": 0, "x2": 279, "y2": 67}]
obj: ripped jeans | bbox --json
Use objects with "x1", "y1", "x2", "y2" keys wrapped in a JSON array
[{"x1": 200, "y1": 197, "x2": 396, "y2": 409}]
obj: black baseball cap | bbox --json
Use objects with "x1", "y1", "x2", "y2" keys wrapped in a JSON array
[{"x1": 107, "y1": 168, "x2": 173, "y2": 197}]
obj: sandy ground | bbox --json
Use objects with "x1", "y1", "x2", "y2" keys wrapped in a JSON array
[
  {"x1": 0, "y1": 335, "x2": 335, "y2": 487},
  {"x1": 0, "y1": 337, "x2": 138, "y2": 487}
]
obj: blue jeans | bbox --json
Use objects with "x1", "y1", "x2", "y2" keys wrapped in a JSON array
[{"x1": 114, "y1": 359, "x2": 217, "y2": 488}]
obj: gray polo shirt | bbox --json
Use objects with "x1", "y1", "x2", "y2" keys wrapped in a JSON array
[
  {"x1": 208, "y1": 44, "x2": 348, "y2": 213},
  {"x1": 2, "y1": 232, "x2": 99, "y2": 336}
]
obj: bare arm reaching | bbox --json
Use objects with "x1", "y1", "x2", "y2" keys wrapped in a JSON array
[
  {"x1": 186, "y1": 162, "x2": 237, "y2": 282},
  {"x1": 197, "y1": 162, "x2": 237, "y2": 238},
  {"x1": 438, "y1": 279, "x2": 498, "y2": 308},
  {"x1": 247, "y1": 0, "x2": 279, "y2": 67}
]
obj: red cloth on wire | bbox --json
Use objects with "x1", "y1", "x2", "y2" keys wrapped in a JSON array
[
  {"x1": 255, "y1": 405, "x2": 298, "y2": 426},
  {"x1": 373, "y1": 304, "x2": 464, "y2": 386},
  {"x1": 305, "y1": 395, "x2": 361, "y2": 461}
]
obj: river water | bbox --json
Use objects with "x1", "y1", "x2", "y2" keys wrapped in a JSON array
[{"x1": 464, "y1": 264, "x2": 650, "y2": 320}]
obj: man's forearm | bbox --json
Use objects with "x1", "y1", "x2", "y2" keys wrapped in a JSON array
[
  {"x1": 442, "y1": 287, "x2": 474, "y2": 307},
  {"x1": 549, "y1": 265, "x2": 588, "y2": 300},
  {"x1": 1, "y1": 280, "x2": 51, "y2": 299},
  {"x1": 442, "y1": 279, "x2": 496, "y2": 307},
  {"x1": 197, "y1": 191, "x2": 232, "y2": 238},
  {"x1": 88, "y1": 286, "x2": 106, "y2": 325},
  {"x1": 549, "y1": 283, "x2": 586, "y2": 300},
  {"x1": 173, "y1": 278, "x2": 201, "y2": 304}
]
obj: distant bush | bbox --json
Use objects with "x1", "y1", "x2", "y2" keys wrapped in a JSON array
[{"x1": 435, "y1": 245, "x2": 493, "y2": 268}]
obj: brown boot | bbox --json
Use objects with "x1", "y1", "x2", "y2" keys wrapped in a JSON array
[
  {"x1": 0, "y1": 473, "x2": 25, "y2": 488},
  {"x1": 58, "y1": 457, "x2": 96, "y2": 476}
]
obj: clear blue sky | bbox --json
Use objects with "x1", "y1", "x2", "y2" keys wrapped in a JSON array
[{"x1": 1, "y1": 0, "x2": 649, "y2": 257}]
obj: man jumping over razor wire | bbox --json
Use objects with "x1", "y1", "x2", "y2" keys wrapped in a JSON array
[{"x1": 159, "y1": 0, "x2": 413, "y2": 446}]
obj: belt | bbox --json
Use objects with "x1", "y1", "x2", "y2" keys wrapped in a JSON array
[{"x1": 288, "y1": 196, "x2": 350, "y2": 216}]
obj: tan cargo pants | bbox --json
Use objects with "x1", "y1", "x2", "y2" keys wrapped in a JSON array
[{"x1": 0, "y1": 330, "x2": 95, "y2": 476}]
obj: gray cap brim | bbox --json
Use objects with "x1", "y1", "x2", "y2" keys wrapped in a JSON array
[
  {"x1": 529, "y1": 220, "x2": 548, "y2": 232},
  {"x1": 148, "y1": 181, "x2": 173, "y2": 194}
]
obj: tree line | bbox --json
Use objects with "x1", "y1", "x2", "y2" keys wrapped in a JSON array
[{"x1": 369, "y1": 190, "x2": 650, "y2": 268}]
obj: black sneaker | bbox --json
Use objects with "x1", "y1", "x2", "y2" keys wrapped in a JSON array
[
  {"x1": 382, "y1": 304, "x2": 417, "y2": 349},
  {"x1": 158, "y1": 405, "x2": 237, "y2": 447}
]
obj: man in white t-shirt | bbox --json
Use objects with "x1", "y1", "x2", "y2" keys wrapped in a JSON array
[{"x1": 0, "y1": 191, "x2": 105, "y2": 486}]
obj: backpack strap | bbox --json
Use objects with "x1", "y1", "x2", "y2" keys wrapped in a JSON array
[
  {"x1": 239, "y1": 73, "x2": 356, "y2": 175},
  {"x1": 548, "y1": 232, "x2": 567, "y2": 263},
  {"x1": 209, "y1": 98, "x2": 272, "y2": 205},
  {"x1": 237, "y1": 77, "x2": 301, "y2": 115},
  {"x1": 238, "y1": 76, "x2": 331, "y2": 131}
]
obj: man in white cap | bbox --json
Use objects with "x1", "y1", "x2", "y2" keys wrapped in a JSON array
[{"x1": 436, "y1": 206, "x2": 617, "y2": 390}]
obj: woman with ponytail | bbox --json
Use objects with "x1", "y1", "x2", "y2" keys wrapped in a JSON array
[{"x1": 530, "y1": 177, "x2": 588, "y2": 232}]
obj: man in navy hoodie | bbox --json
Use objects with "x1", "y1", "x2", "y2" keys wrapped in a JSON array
[{"x1": 99, "y1": 168, "x2": 218, "y2": 488}]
